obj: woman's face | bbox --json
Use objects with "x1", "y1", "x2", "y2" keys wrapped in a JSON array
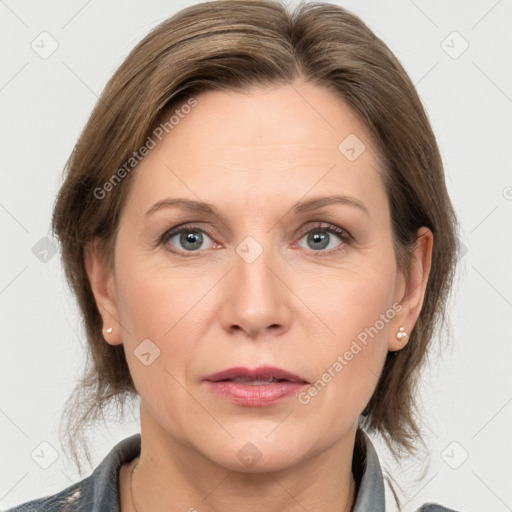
[{"x1": 88, "y1": 80, "x2": 430, "y2": 472}]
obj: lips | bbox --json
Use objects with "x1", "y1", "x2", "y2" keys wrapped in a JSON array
[
  {"x1": 204, "y1": 366, "x2": 309, "y2": 384},
  {"x1": 203, "y1": 366, "x2": 309, "y2": 406}
]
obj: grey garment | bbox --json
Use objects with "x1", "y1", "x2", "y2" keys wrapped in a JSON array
[{"x1": 5, "y1": 429, "x2": 461, "y2": 512}]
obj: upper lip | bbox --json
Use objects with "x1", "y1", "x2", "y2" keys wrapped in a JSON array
[{"x1": 204, "y1": 366, "x2": 309, "y2": 384}]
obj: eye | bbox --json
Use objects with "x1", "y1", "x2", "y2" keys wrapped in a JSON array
[
  {"x1": 296, "y1": 222, "x2": 352, "y2": 254},
  {"x1": 161, "y1": 224, "x2": 216, "y2": 256},
  {"x1": 159, "y1": 221, "x2": 352, "y2": 258}
]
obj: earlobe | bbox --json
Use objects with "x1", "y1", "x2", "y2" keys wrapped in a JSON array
[
  {"x1": 84, "y1": 237, "x2": 123, "y2": 346},
  {"x1": 389, "y1": 227, "x2": 433, "y2": 352}
]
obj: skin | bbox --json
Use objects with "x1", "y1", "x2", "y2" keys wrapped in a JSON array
[{"x1": 86, "y1": 80, "x2": 433, "y2": 512}]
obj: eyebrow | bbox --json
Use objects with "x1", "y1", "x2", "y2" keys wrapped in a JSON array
[
  {"x1": 145, "y1": 194, "x2": 369, "y2": 220},
  {"x1": 292, "y1": 195, "x2": 369, "y2": 216}
]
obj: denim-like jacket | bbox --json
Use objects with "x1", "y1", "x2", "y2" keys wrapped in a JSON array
[{"x1": 5, "y1": 429, "x2": 461, "y2": 511}]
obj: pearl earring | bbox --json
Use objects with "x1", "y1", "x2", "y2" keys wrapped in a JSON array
[
  {"x1": 106, "y1": 327, "x2": 113, "y2": 334},
  {"x1": 396, "y1": 327, "x2": 407, "y2": 340}
]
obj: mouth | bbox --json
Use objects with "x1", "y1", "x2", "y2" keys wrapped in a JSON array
[
  {"x1": 203, "y1": 366, "x2": 309, "y2": 407},
  {"x1": 224, "y1": 377, "x2": 296, "y2": 385},
  {"x1": 204, "y1": 366, "x2": 309, "y2": 384}
]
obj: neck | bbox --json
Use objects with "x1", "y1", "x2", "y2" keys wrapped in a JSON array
[{"x1": 122, "y1": 407, "x2": 357, "y2": 512}]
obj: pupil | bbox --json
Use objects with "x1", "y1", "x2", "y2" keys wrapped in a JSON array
[
  {"x1": 308, "y1": 231, "x2": 328, "y2": 250},
  {"x1": 181, "y1": 230, "x2": 202, "y2": 250}
]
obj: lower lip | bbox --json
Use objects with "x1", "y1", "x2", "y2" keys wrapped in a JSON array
[{"x1": 205, "y1": 380, "x2": 308, "y2": 407}]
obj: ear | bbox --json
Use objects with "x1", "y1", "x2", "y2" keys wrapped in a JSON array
[
  {"x1": 389, "y1": 227, "x2": 433, "y2": 352},
  {"x1": 84, "y1": 237, "x2": 122, "y2": 346}
]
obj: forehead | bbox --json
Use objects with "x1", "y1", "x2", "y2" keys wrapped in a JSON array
[
  {"x1": 127, "y1": 81, "x2": 386, "y2": 218},
  {"x1": 154, "y1": 82, "x2": 374, "y2": 157}
]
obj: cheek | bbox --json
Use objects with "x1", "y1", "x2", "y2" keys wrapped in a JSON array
[
  {"x1": 116, "y1": 272, "x2": 169, "y2": 338},
  {"x1": 113, "y1": 251, "x2": 221, "y2": 384},
  {"x1": 293, "y1": 253, "x2": 397, "y2": 415},
  {"x1": 113, "y1": 262, "x2": 202, "y2": 419},
  {"x1": 116, "y1": 281, "x2": 191, "y2": 377},
  {"x1": 296, "y1": 248, "x2": 397, "y2": 345},
  {"x1": 114, "y1": 245, "x2": 205, "y2": 337}
]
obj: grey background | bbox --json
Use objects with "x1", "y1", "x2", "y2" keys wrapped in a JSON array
[{"x1": 1, "y1": 1, "x2": 511, "y2": 511}]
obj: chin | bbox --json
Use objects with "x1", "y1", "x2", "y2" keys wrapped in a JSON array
[{"x1": 202, "y1": 433, "x2": 312, "y2": 474}]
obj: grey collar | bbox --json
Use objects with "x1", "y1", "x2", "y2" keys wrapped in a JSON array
[
  {"x1": 72, "y1": 428, "x2": 386, "y2": 511},
  {"x1": 352, "y1": 428, "x2": 386, "y2": 511}
]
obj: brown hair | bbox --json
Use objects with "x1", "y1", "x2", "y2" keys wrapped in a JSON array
[{"x1": 52, "y1": 0, "x2": 459, "y2": 485}]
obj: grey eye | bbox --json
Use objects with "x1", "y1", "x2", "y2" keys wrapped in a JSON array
[
  {"x1": 167, "y1": 229, "x2": 213, "y2": 252},
  {"x1": 298, "y1": 229, "x2": 343, "y2": 252}
]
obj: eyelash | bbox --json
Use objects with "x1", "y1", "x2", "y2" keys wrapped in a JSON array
[{"x1": 159, "y1": 222, "x2": 354, "y2": 258}]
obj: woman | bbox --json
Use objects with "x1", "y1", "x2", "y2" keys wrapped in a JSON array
[{"x1": 7, "y1": 1, "x2": 461, "y2": 510}]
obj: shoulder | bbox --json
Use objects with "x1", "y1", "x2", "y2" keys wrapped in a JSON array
[
  {"x1": 417, "y1": 504, "x2": 463, "y2": 512},
  {"x1": 3, "y1": 480, "x2": 87, "y2": 511},
  {"x1": 4, "y1": 433, "x2": 141, "y2": 512},
  {"x1": 352, "y1": 430, "x2": 463, "y2": 512}
]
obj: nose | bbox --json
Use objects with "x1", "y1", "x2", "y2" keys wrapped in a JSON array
[{"x1": 219, "y1": 243, "x2": 292, "y2": 339}]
